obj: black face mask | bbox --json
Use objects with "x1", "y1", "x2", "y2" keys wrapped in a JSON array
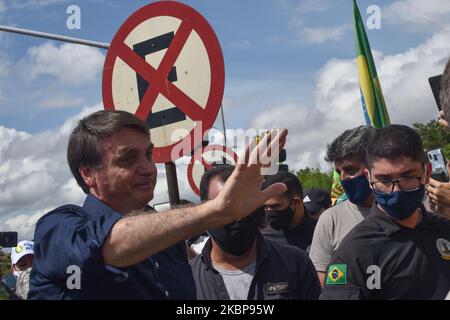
[
  {"x1": 208, "y1": 208, "x2": 264, "y2": 256},
  {"x1": 266, "y1": 202, "x2": 295, "y2": 230}
]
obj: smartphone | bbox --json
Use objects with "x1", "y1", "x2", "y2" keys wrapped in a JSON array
[
  {"x1": 428, "y1": 148, "x2": 449, "y2": 182},
  {"x1": 0, "y1": 232, "x2": 18, "y2": 248},
  {"x1": 429, "y1": 75, "x2": 443, "y2": 111}
]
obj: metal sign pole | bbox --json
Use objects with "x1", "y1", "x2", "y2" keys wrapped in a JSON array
[
  {"x1": 220, "y1": 104, "x2": 227, "y2": 147},
  {"x1": 165, "y1": 162, "x2": 181, "y2": 206},
  {"x1": 0, "y1": 25, "x2": 110, "y2": 49}
]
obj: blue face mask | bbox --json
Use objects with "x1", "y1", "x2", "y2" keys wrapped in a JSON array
[
  {"x1": 340, "y1": 175, "x2": 372, "y2": 205},
  {"x1": 374, "y1": 185, "x2": 425, "y2": 221}
]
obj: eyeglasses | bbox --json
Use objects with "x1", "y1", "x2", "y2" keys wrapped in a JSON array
[{"x1": 370, "y1": 177, "x2": 422, "y2": 195}]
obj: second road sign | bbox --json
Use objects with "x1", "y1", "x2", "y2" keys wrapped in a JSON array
[{"x1": 188, "y1": 145, "x2": 238, "y2": 197}]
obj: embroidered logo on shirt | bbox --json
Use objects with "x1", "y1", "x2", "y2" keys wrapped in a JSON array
[
  {"x1": 266, "y1": 282, "x2": 289, "y2": 295},
  {"x1": 436, "y1": 238, "x2": 450, "y2": 261},
  {"x1": 326, "y1": 264, "x2": 347, "y2": 285}
]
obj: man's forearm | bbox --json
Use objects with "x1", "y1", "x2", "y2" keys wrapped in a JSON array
[{"x1": 102, "y1": 200, "x2": 222, "y2": 268}]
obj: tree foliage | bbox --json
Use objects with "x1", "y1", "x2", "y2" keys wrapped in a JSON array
[
  {"x1": 413, "y1": 120, "x2": 450, "y2": 158},
  {"x1": 1, "y1": 252, "x2": 11, "y2": 277},
  {"x1": 296, "y1": 167, "x2": 333, "y2": 192}
]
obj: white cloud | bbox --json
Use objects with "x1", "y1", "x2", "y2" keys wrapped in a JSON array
[
  {"x1": 251, "y1": 26, "x2": 450, "y2": 172},
  {"x1": 302, "y1": 25, "x2": 348, "y2": 44},
  {"x1": 0, "y1": 126, "x2": 29, "y2": 152},
  {"x1": 0, "y1": 0, "x2": 68, "y2": 16},
  {"x1": 0, "y1": 105, "x2": 101, "y2": 240},
  {"x1": 277, "y1": 0, "x2": 347, "y2": 45},
  {"x1": 20, "y1": 42, "x2": 105, "y2": 85},
  {"x1": 38, "y1": 94, "x2": 85, "y2": 110},
  {"x1": 384, "y1": 0, "x2": 450, "y2": 31},
  {"x1": 228, "y1": 40, "x2": 251, "y2": 49},
  {"x1": 0, "y1": 51, "x2": 11, "y2": 77},
  {"x1": 295, "y1": 0, "x2": 333, "y2": 13},
  {"x1": 2, "y1": 209, "x2": 52, "y2": 241},
  {"x1": 7, "y1": 0, "x2": 68, "y2": 10},
  {"x1": 278, "y1": 0, "x2": 334, "y2": 28},
  {"x1": 0, "y1": 51, "x2": 11, "y2": 105}
]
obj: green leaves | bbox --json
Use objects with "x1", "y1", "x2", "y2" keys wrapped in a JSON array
[
  {"x1": 296, "y1": 167, "x2": 333, "y2": 192},
  {"x1": 413, "y1": 120, "x2": 450, "y2": 158}
]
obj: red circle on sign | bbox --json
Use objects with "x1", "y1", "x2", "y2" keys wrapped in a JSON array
[
  {"x1": 187, "y1": 145, "x2": 239, "y2": 197},
  {"x1": 102, "y1": 1, "x2": 225, "y2": 163}
]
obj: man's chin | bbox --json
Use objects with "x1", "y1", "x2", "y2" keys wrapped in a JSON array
[{"x1": 135, "y1": 190, "x2": 154, "y2": 205}]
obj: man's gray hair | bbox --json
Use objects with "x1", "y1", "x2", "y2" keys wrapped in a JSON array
[{"x1": 325, "y1": 125, "x2": 373, "y2": 163}]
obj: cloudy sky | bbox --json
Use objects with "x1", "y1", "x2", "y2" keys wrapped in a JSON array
[{"x1": 0, "y1": 0, "x2": 448, "y2": 240}]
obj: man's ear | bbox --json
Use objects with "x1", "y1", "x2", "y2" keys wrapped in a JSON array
[
  {"x1": 364, "y1": 168, "x2": 373, "y2": 190},
  {"x1": 79, "y1": 166, "x2": 96, "y2": 190},
  {"x1": 293, "y1": 196, "x2": 304, "y2": 208}
]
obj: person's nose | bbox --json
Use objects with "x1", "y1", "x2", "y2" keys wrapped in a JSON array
[
  {"x1": 392, "y1": 181, "x2": 402, "y2": 192},
  {"x1": 340, "y1": 172, "x2": 350, "y2": 181},
  {"x1": 138, "y1": 157, "x2": 156, "y2": 176}
]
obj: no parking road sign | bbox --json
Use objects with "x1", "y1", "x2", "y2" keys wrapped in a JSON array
[
  {"x1": 188, "y1": 145, "x2": 238, "y2": 197},
  {"x1": 103, "y1": 1, "x2": 225, "y2": 163}
]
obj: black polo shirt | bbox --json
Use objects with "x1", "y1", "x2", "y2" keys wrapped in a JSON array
[
  {"x1": 28, "y1": 194, "x2": 196, "y2": 300},
  {"x1": 262, "y1": 211, "x2": 317, "y2": 253},
  {"x1": 320, "y1": 204, "x2": 450, "y2": 300},
  {"x1": 190, "y1": 233, "x2": 321, "y2": 300}
]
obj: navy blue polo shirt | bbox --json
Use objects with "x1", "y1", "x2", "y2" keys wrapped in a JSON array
[{"x1": 28, "y1": 194, "x2": 196, "y2": 300}]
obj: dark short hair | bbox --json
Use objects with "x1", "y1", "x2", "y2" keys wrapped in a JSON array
[
  {"x1": 67, "y1": 110, "x2": 149, "y2": 194},
  {"x1": 199, "y1": 165, "x2": 235, "y2": 201},
  {"x1": 262, "y1": 170, "x2": 303, "y2": 199},
  {"x1": 366, "y1": 124, "x2": 425, "y2": 168},
  {"x1": 325, "y1": 126, "x2": 373, "y2": 164},
  {"x1": 441, "y1": 57, "x2": 450, "y2": 124}
]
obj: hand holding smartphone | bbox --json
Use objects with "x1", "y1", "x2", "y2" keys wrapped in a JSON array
[{"x1": 428, "y1": 148, "x2": 449, "y2": 182}]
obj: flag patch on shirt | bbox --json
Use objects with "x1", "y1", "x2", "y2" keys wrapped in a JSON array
[{"x1": 326, "y1": 264, "x2": 347, "y2": 285}]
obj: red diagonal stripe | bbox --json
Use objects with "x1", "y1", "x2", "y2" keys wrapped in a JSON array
[
  {"x1": 135, "y1": 86, "x2": 159, "y2": 120},
  {"x1": 115, "y1": 42, "x2": 163, "y2": 89},
  {"x1": 115, "y1": 36, "x2": 206, "y2": 121},
  {"x1": 160, "y1": 80, "x2": 206, "y2": 121},
  {"x1": 157, "y1": 21, "x2": 192, "y2": 79}
]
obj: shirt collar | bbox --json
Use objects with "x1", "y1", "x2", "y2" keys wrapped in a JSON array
[
  {"x1": 82, "y1": 193, "x2": 123, "y2": 219},
  {"x1": 370, "y1": 202, "x2": 428, "y2": 236}
]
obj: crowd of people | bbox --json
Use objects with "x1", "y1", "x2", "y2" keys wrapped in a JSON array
[{"x1": 2, "y1": 58, "x2": 450, "y2": 301}]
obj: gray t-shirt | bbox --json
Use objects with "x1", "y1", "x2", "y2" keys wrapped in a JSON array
[
  {"x1": 213, "y1": 261, "x2": 256, "y2": 300},
  {"x1": 309, "y1": 200, "x2": 371, "y2": 272}
]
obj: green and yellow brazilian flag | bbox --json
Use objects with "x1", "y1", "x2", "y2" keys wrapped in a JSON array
[
  {"x1": 353, "y1": 0, "x2": 390, "y2": 128},
  {"x1": 331, "y1": 0, "x2": 391, "y2": 204}
]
